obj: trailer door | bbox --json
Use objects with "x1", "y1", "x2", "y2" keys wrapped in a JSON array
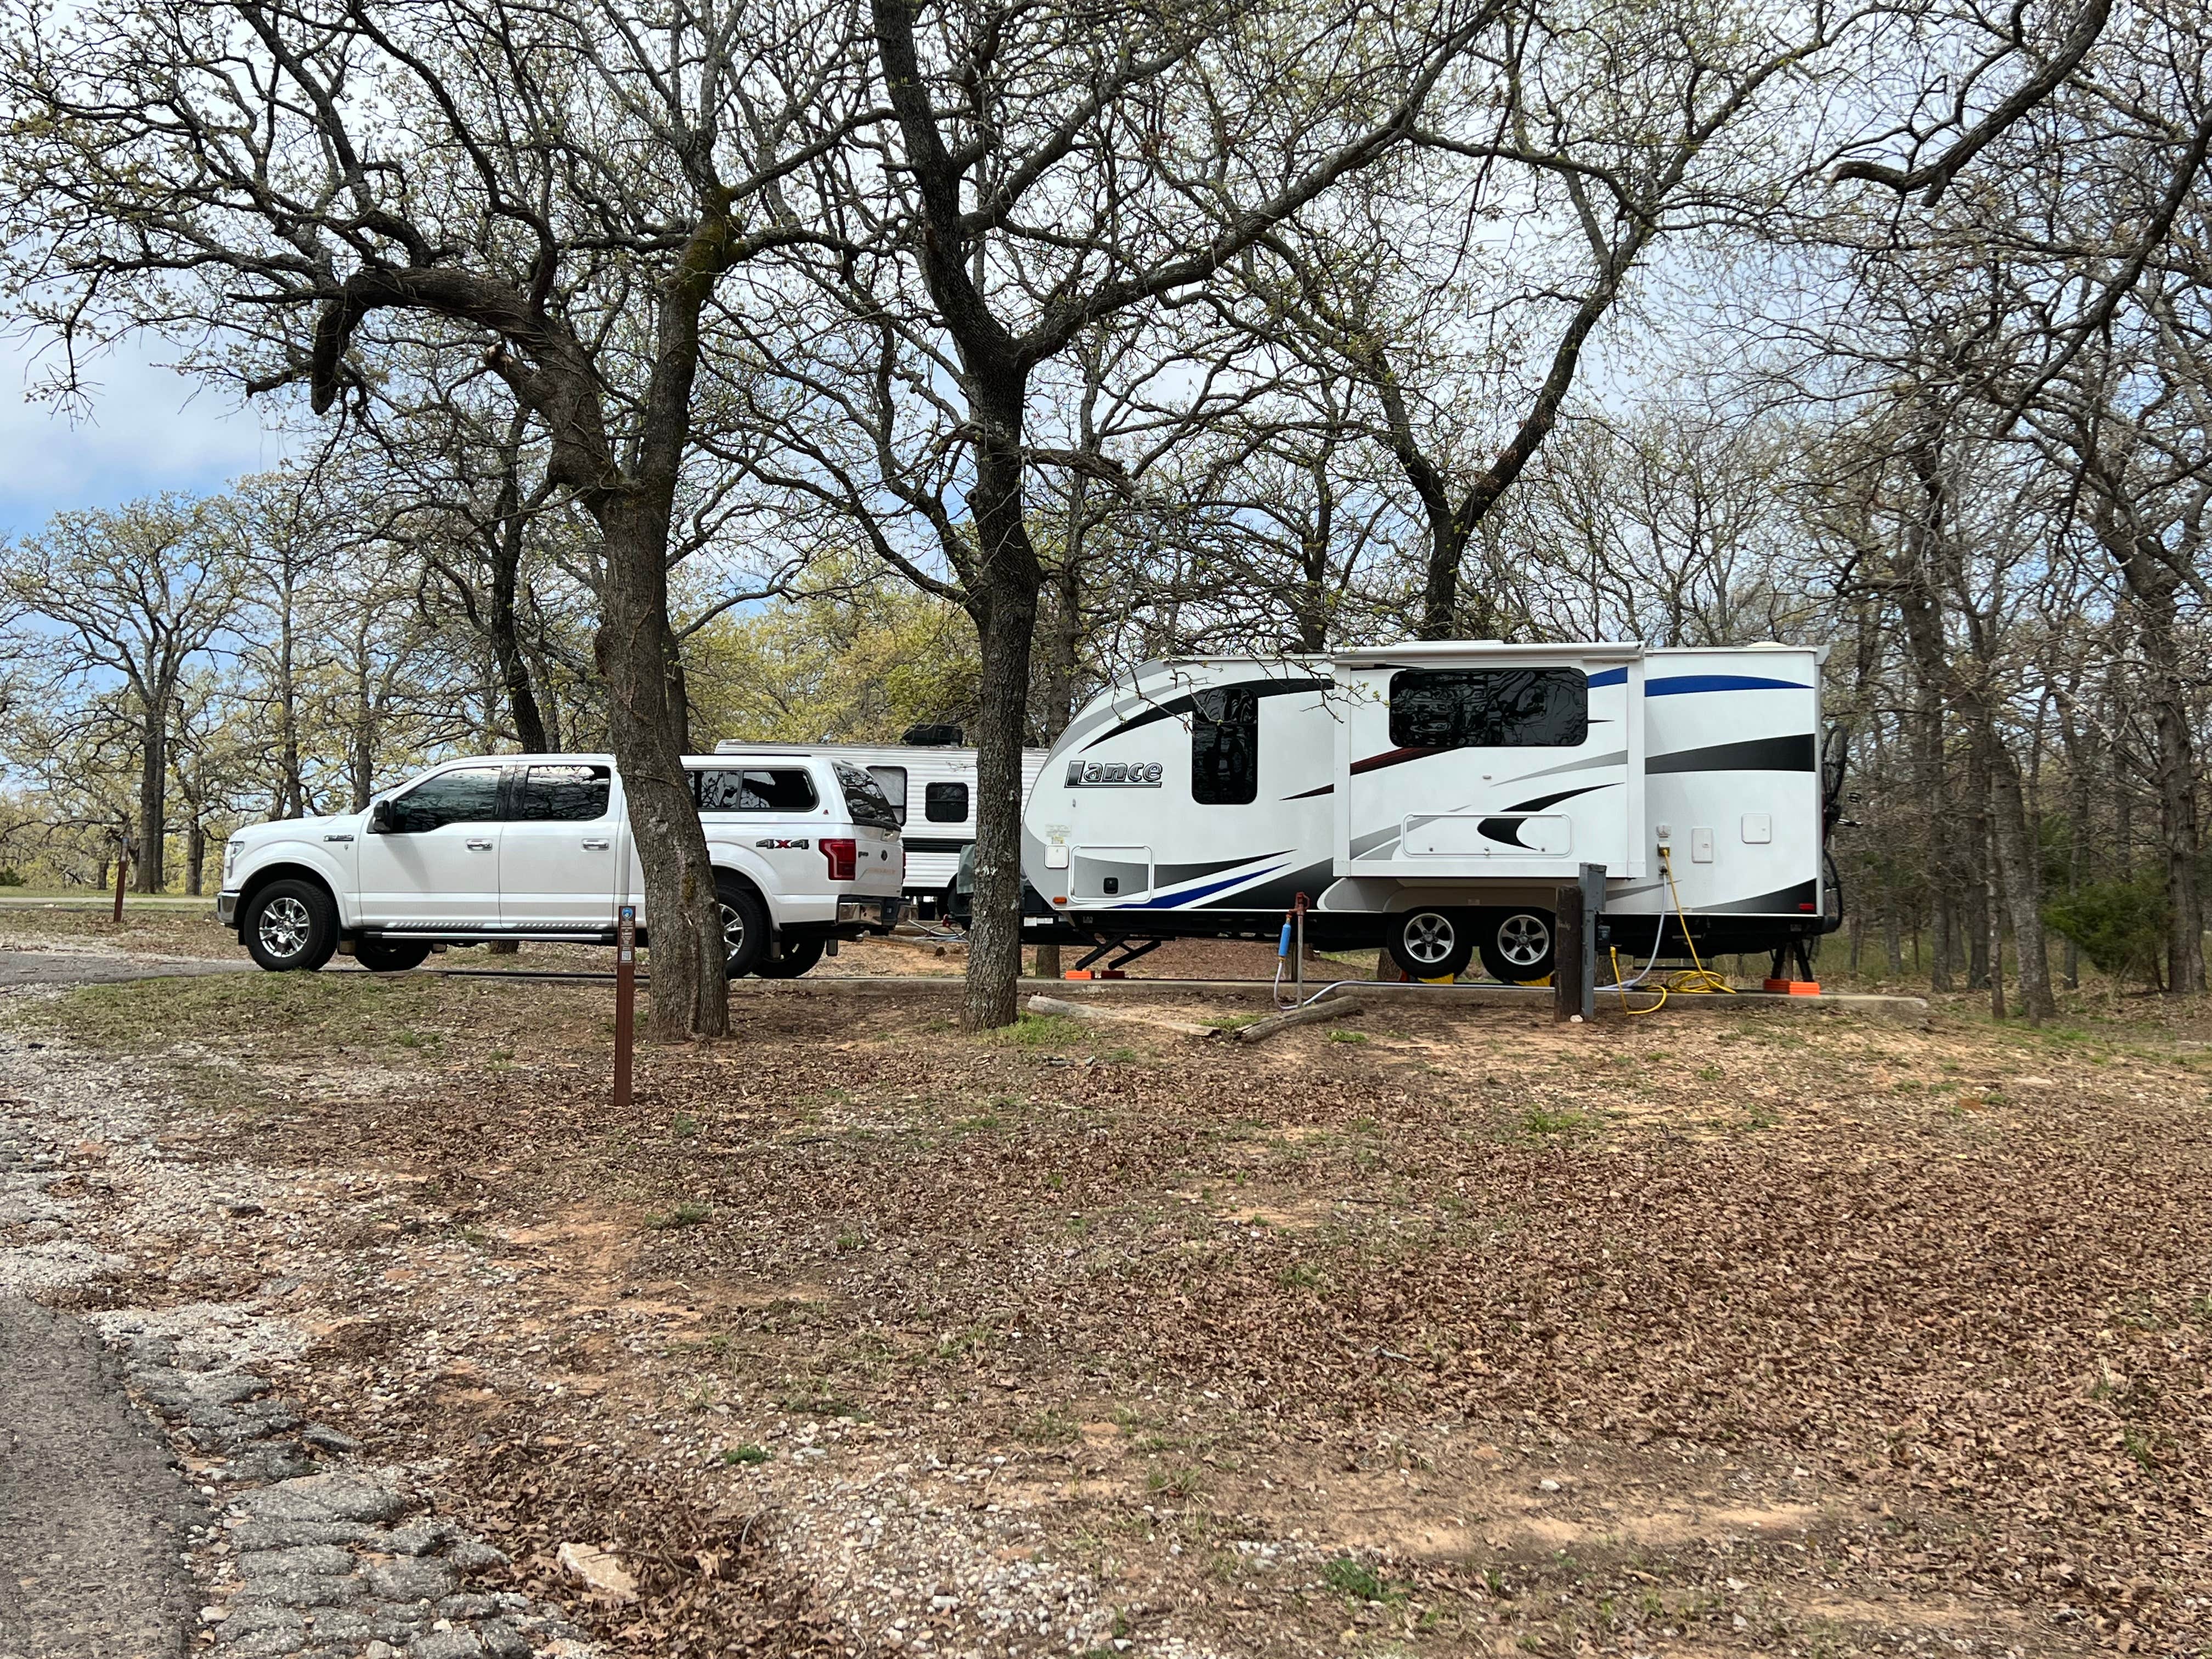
[{"x1": 1333, "y1": 656, "x2": 1643, "y2": 879}]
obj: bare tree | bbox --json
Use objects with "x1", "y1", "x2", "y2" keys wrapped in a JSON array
[
  {"x1": 2, "y1": 0, "x2": 873, "y2": 1035},
  {"x1": 0, "y1": 498, "x2": 242, "y2": 890}
]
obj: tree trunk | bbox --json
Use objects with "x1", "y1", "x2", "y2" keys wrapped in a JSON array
[
  {"x1": 596, "y1": 496, "x2": 727, "y2": 1041},
  {"x1": 186, "y1": 817, "x2": 206, "y2": 898},
  {"x1": 137, "y1": 702, "x2": 166, "y2": 892},
  {"x1": 488, "y1": 504, "x2": 550, "y2": 752},
  {"x1": 964, "y1": 578, "x2": 1040, "y2": 1030}
]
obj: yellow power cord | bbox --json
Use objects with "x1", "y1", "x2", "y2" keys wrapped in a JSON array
[{"x1": 1611, "y1": 845, "x2": 1738, "y2": 1014}]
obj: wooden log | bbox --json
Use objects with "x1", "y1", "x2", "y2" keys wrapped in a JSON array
[{"x1": 1234, "y1": 997, "x2": 1365, "y2": 1045}]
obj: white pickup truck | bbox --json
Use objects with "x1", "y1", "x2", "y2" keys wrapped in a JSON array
[{"x1": 216, "y1": 752, "x2": 904, "y2": 978}]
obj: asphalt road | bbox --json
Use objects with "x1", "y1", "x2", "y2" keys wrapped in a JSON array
[
  {"x1": 0, "y1": 1300, "x2": 200, "y2": 1659},
  {"x1": 0, "y1": 951, "x2": 251, "y2": 989}
]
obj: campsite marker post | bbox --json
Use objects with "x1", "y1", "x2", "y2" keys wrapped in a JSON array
[{"x1": 614, "y1": 904, "x2": 636, "y2": 1109}]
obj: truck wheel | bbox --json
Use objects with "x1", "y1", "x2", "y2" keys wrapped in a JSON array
[
  {"x1": 354, "y1": 937, "x2": 431, "y2": 973},
  {"x1": 1386, "y1": 907, "x2": 1474, "y2": 980},
  {"x1": 1478, "y1": 909, "x2": 1556, "y2": 984},
  {"x1": 754, "y1": 936, "x2": 826, "y2": 979},
  {"x1": 244, "y1": 879, "x2": 337, "y2": 973},
  {"x1": 716, "y1": 878, "x2": 771, "y2": 979}
]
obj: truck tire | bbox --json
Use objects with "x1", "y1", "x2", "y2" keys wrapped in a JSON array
[
  {"x1": 754, "y1": 936, "x2": 826, "y2": 979},
  {"x1": 715, "y1": 877, "x2": 771, "y2": 979},
  {"x1": 354, "y1": 936, "x2": 431, "y2": 973},
  {"x1": 243, "y1": 879, "x2": 338, "y2": 973},
  {"x1": 1477, "y1": 908, "x2": 1556, "y2": 984},
  {"x1": 1386, "y1": 907, "x2": 1474, "y2": 980}
]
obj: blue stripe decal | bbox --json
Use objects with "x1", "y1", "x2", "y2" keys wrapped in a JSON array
[
  {"x1": 1126, "y1": 864, "x2": 1286, "y2": 909},
  {"x1": 1587, "y1": 667, "x2": 1628, "y2": 687},
  {"x1": 1646, "y1": 674, "x2": 1809, "y2": 697}
]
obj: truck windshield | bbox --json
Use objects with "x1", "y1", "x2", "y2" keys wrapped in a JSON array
[{"x1": 833, "y1": 763, "x2": 900, "y2": 831}]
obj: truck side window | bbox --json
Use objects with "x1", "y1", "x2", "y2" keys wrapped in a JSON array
[
  {"x1": 513, "y1": 764, "x2": 610, "y2": 822},
  {"x1": 693, "y1": 769, "x2": 819, "y2": 812},
  {"x1": 386, "y1": 766, "x2": 501, "y2": 832},
  {"x1": 924, "y1": 781, "x2": 968, "y2": 822},
  {"x1": 1387, "y1": 668, "x2": 1588, "y2": 749},
  {"x1": 1191, "y1": 687, "x2": 1258, "y2": 805},
  {"x1": 868, "y1": 766, "x2": 909, "y2": 825}
]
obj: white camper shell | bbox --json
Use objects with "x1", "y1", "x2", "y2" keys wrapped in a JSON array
[
  {"x1": 1022, "y1": 642, "x2": 1838, "y2": 981},
  {"x1": 714, "y1": 740, "x2": 1050, "y2": 916}
]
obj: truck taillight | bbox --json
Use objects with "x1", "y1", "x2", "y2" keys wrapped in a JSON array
[{"x1": 821, "y1": 838, "x2": 857, "y2": 881}]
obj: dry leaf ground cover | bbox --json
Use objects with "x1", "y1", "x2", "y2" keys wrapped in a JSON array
[{"x1": 11, "y1": 967, "x2": 2211, "y2": 1659}]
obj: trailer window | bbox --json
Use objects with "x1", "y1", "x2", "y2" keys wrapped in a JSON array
[
  {"x1": 834, "y1": 763, "x2": 901, "y2": 831},
  {"x1": 1388, "y1": 668, "x2": 1588, "y2": 750},
  {"x1": 867, "y1": 766, "x2": 909, "y2": 825},
  {"x1": 1191, "y1": 687, "x2": 1259, "y2": 805},
  {"x1": 692, "y1": 768, "x2": 819, "y2": 813},
  {"x1": 924, "y1": 781, "x2": 969, "y2": 822},
  {"x1": 512, "y1": 764, "x2": 611, "y2": 822}
]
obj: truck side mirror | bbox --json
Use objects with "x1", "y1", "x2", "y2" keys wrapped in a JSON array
[{"x1": 370, "y1": 799, "x2": 398, "y2": 834}]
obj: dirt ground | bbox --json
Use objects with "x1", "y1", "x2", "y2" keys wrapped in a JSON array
[{"x1": 5, "y1": 947, "x2": 2209, "y2": 1659}]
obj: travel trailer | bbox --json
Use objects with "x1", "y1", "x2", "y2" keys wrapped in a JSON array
[
  {"x1": 715, "y1": 731, "x2": 1051, "y2": 917},
  {"x1": 1020, "y1": 642, "x2": 1841, "y2": 980}
]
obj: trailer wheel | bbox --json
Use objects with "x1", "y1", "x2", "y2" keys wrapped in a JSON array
[
  {"x1": 1386, "y1": 907, "x2": 1474, "y2": 980},
  {"x1": 754, "y1": 936, "x2": 825, "y2": 979},
  {"x1": 715, "y1": 877, "x2": 771, "y2": 979},
  {"x1": 1478, "y1": 909, "x2": 1555, "y2": 984}
]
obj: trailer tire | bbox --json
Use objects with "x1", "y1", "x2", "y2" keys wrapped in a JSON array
[
  {"x1": 354, "y1": 937, "x2": 431, "y2": 973},
  {"x1": 754, "y1": 935, "x2": 826, "y2": 979},
  {"x1": 243, "y1": 879, "x2": 338, "y2": 973},
  {"x1": 715, "y1": 877, "x2": 771, "y2": 979},
  {"x1": 1386, "y1": 907, "x2": 1474, "y2": 980},
  {"x1": 1477, "y1": 909, "x2": 1555, "y2": 984}
]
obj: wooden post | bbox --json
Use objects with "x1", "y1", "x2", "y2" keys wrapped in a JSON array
[
  {"x1": 1554, "y1": 862, "x2": 1604, "y2": 1024},
  {"x1": 614, "y1": 904, "x2": 637, "y2": 1109},
  {"x1": 112, "y1": 836, "x2": 128, "y2": 922}
]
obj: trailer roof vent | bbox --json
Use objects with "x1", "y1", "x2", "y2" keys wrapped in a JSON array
[{"x1": 901, "y1": 723, "x2": 964, "y2": 747}]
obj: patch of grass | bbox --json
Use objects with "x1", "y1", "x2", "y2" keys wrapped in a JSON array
[
  {"x1": 1328, "y1": 1029, "x2": 1368, "y2": 1045},
  {"x1": 834, "y1": 1230, "x2": 863, "y2": 1252},
  {"x1": 1277, "y1": 1262, "x2": 1330, "y2": 1292},
  {"x1": 1202, "y1": 1013, "x2": 1265, "y2": 1031},
  {"x1": 671, "y1": 1112, "x2": 699, "y2": 1139},
  {"x1": 721, "y1": 1443, "x2": 771, "y2": 1465},
  {"x1": 1022, "y1": 1408, "x2": 1081, "y2": 1444},
  {"x1": 779, "y1": 1393, "x2": 865, "y2": 1420},
  {"x1": 983, "y1": 1013, "x2": 1086, "y2": 1048},
  {"x1": 644, "y1": 1201, "x2": 711, "y2": 1230},
  {"x1": 1322, "y1": 1556, "x2": 1406, "y2": 1604},
  {"x1": 1520, "y1": 1105, "x2": 1593, "y2": 1135},
  {"x1": 38, "y1": 972, "x2": 499, "y2": 1057},
  {"x1": 1144, "y1": 1462, "x2": 1207, "y2": 1502}
]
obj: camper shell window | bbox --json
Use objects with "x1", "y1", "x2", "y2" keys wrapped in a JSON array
[
  {"x1": 1388, "y1": 668, "x2": 1588, "y2": 750},
  {"x1": 1190, "y1": 687, "x2": 1259, "y2": 804},
  {"x1": 834, "y1": 763, "x2": 901, "y2": 831},
  {"x1": 693, "y1": 768, "x2": 819, "y2": 813},
  {"x1": 868, "y1": 765, "x2": 909, "y2": 824}
]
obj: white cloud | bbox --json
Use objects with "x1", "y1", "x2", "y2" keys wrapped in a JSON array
[{"x1": 0, "y1": 330, "x2": 300, "y2": 536}]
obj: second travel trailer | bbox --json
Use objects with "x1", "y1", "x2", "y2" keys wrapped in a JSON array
[
  {"x1": 715, "y1": 730, "x2": 1051, "y2": 918},
  {"x1": 1019, "y1": 641, "x2": 1841, "y2": 981}
]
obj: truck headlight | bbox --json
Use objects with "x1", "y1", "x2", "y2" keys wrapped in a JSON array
[{"x1": 223, "y1": 839, "x2": 238, "y2": 879}]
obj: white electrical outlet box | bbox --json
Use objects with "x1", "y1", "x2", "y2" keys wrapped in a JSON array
[
  {"x1": 1741, "y1": 813, "x2": 1772, "y2": 844},
  {"x1": 1691, "y1": 827, "x2": 1714, "y2": 864}
]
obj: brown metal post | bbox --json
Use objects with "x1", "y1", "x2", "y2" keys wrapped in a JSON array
[
  {"x1": 112, "y1": 837, "x2": 128, "y2": 922},
  {"x1": 614, "y1": 904, "x2": 637, "y2": 1109}
]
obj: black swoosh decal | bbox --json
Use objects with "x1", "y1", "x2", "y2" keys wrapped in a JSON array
[
  {"x1": 1080, "y1": 677, "x2": 1332, "y2": 752},
  {"x1": 1648, "y1": 736, "x2": 1815, "y2": 774},
  {"x1": 1348, "y1": 745, "x2": 1444, "y2": 775},
  {"x1": 1476, "y1": 783, "x2": 1613, "y2": 847},
  {"x1": 1154, "y1": 852, "x2": 1292, "y2": 889}
]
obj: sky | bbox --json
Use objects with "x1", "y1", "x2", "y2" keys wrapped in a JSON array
[{"x1": 0, "y1": 330, "x2": 296, "y2": 540}]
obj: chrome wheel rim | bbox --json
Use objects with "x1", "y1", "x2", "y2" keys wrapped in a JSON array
[
  {"x1": 719, "y1": 900, "x2": 745, "y2": 962},
  {"x1": 1497, "y1": 912, "x2": 1550, "y2": 967},
  {"x1": 257, "y1": 895, "x2": 311, "y2": 959},
  {"x1": 1402, "y1": 912, "x2": 1456, "y2": 967}
]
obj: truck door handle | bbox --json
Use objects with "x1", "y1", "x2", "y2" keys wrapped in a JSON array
[
  {"x1": 582, "y1": 838, "x2": 611, "y2": 850},
  {"x1": 466, "y1": 838, "x2": 494, "y2": 851}
]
